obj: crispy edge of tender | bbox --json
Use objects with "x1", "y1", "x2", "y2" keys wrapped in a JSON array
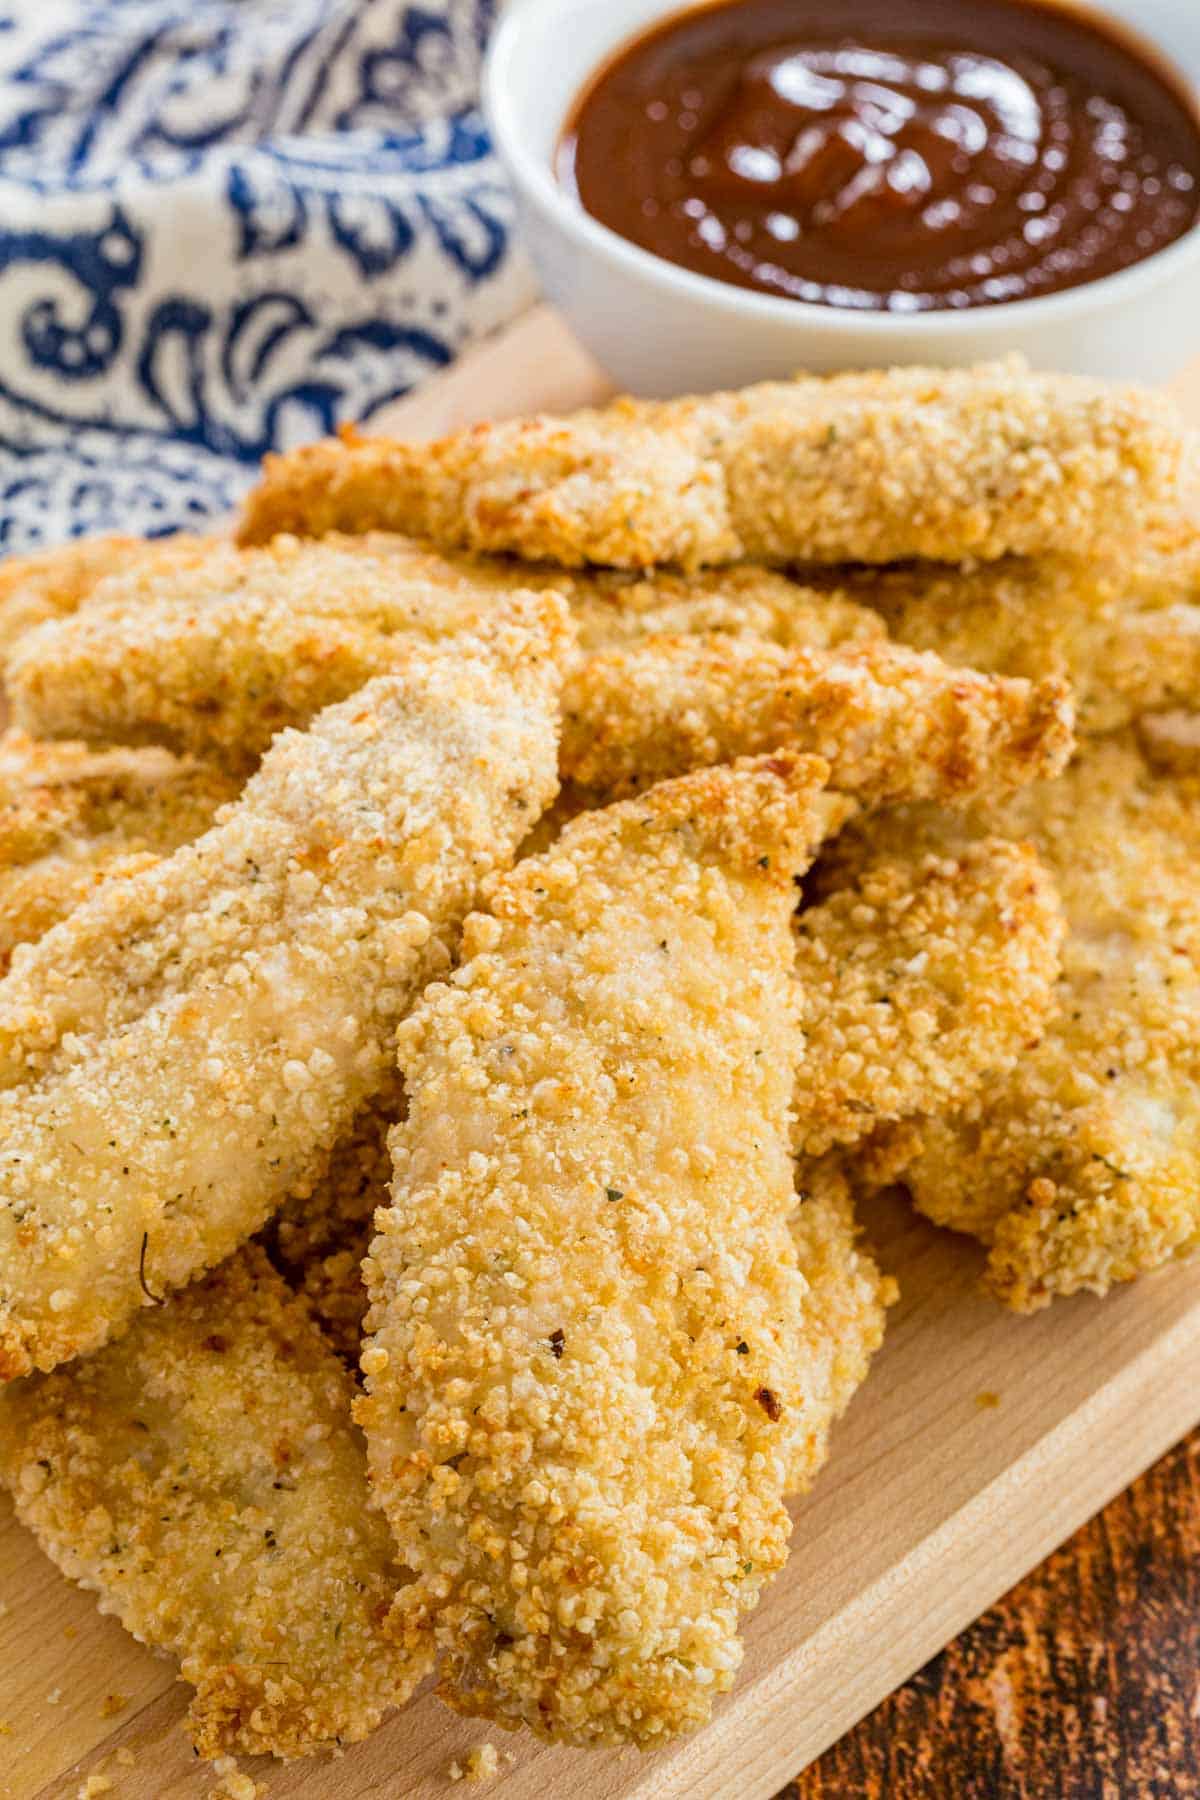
[
  {"x1": 791, "y1": 837, "x2": 1064, "y2": 1157},
  {"x1": 784, "y1": 1159, "x2": 897, "y2": 1494},
  {"x1": 841, "y1": 552, "x2": 1200, "y2": 737},
  {"x1": 559, "y1": 633, "x2": 1074, "y2": 804},
  {"x1": 0, "y1": 1244, "x2": 429, "y2": 1758},
  {"x1": 238, "y1": 364, "x2": 1187, "y2": 569},
  {"x1": 0, "y1": 533, "x2": 214, "y2": 657},
  {"x1": 0, "y1": 731, "x2": 239, "y2": 973}
]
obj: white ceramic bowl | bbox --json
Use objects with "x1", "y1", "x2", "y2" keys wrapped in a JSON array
[{"x1": 484, "y1": 0, "x2": 1200, "y2": 392}]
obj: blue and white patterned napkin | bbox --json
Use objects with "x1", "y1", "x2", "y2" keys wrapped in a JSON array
[{"x1": 0, "y1": 0, "x2": 534, "y2": 550}]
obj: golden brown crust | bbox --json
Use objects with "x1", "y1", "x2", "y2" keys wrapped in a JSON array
[
  {"x1": 829, "y1": 738, "x2": 1200, "y2": 1307},
  {"x1": 0, "y1": 594, "x2": 569, "y2": 1378},
  {"x1": 238, "y1": 361, "x2": 1186, "y2": 569},
  {"x1": 792, "y1": 838, "x2": 1064, "y2": 1156},
  {"x1": 0, "y1": 1246, "x2": 429, "y2": 1758},
  {"x1": 841, "y1": 551, "x2": 1200, "y2": 737},
  {"x1": 560, "y1": 634, "x2": 1074, "y2": 804},
  {"x1": 8, "y1": 533, "x2": 882, "y2": 768},
  {"x1": 6, "y1": 534, "x2": 527, "y2": 767},
  {"x1": 558, "y1": 562, "x2": 885, "y2": 652},
  {"x1": 0, "y1": 731, "x2": 238, "y2": 973},
  {"x1": 0, "y1": 533, "x2": 212, "y2": 655},
  {"x1": 359, "y1": 753, "x2": 889, "y2": 1747}
]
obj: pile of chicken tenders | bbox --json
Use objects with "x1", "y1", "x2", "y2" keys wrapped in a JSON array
[{"x1": 0, "y1": 357, "x2": 1197, "y2": 1765}]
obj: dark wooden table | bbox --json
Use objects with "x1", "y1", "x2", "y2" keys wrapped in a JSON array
[{"x1": 785, "y1": 1429, "x2": 1200, "y2": 1799}]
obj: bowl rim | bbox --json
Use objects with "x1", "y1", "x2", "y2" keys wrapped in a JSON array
[{"x1": 484, "y1": 0, "x2": 1200, "y2": 337}]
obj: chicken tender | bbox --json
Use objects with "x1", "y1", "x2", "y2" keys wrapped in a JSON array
[
  {"x1": 792, "y1": 838, "x2": 1064, "y2": 1157},
  {"x1": 0, "y1": 1245, "x2": 428, "y2": 1758},
  {"x1": 8, "y1": 533, "x2": 882, "y2": 768},
  {"x1": 561, "y1": 634, "x2": 1073, "y2": 804},
  {"x1": 0, "y1": 532, "x2": 211, "y2": 654},
  {"x1": 5, "y1": 535, "x2": 519, "y2": 768},
  {"x1": 0, "y1": 592, "x2": 569, "y2": 1378},
  {"x1": 827, "y1": 738, "x2": 1200, "y2": 1308},
  {"x1": 239, "y1": 360, "x2": 1185, "y2": 569},
  {"x1": 843, "y1": 551, "x2": 1200, "y2": 737},
  {"x1": 359, "y1": 752, "x2": 888, "y2": 1747},
  {"x1": 0, "y1": 731, "x2": 238, "y2": 974}
]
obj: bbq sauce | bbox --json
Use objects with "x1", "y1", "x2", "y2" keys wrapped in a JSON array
[{"x1": 558, "y1": 0, "x2": 1200, "y2": 311}]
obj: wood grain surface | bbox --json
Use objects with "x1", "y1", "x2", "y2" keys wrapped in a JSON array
[
  {"x1": 1, "y1": 311, "x2": 1198, "y2": 1800},
  {"x1": 792, "y1": 1430, "x2": 1200, "y2": 1800}
]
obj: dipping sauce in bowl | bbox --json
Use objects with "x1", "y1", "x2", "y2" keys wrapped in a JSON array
[{"x1": 557, "y1": 0, "x2": 1200, "y2": 312}]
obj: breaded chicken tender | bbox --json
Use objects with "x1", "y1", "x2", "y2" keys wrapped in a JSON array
[
  {"x1": 0, "y1": 731, "x2": 238, "y2": 974},
  {"x1": 5, "y1": 535, "x2": 515, "y2": 768},
  {"x1": 0, "y1": 532, "x2": 211, "y2": 654},
  {"x1": 7, "y1": 533, "x2": 882, "y2": 768},
  {"x1": 239, "y1": 360, "x2": 1185, "y2": 569},
  {"x1": 0, "y1": 593, "x2": 569, "y2": 1379},
  {"x1": 0, "y1": 1246, "x2": 429, "y2": 1758},
  {"x1": 359, "y1": 753, "x2": 889, "y2": 1747},
  {"x1": 792, "y1": 839, "x2": 1064, "y2": 1157},
  {"x1": 828, "y1": 738, "x2": 1200, "y2": 1307},
  {"x1": 560, "y1": 634, "x2": 1073, "y2": 804},
  {"x1": 842, "y1": 551, "x2": 1200, "y2": 737}
]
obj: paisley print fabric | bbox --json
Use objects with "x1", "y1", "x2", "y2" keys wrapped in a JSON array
[{"x1": 0, "y1": 0, "x2": 535, "y2": 549}]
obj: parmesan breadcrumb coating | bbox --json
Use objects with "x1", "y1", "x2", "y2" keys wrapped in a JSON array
[
  {"x1": 0, "y1": 732, "x2": 237, "y2": 975},
  {"x1": 5, "y1": 535, "x2": 518, "y2": 768},
  {"x1": 238, "y1": 360, "x2": 1186, "y2": 569},
  {"x1": 0, "y1": 593, "x2": 570, "y2": 1378},
  {"x1": 561, "y1": 634, "x2": 1073, "y2": 804},
  {"x1": 844, "y1": 551, "x2": 1200, "y2": 738},
  {"x1": 359, "y1": 752, "x2": 888, "y2": 1747},
  {"x1": 828, "y1": 738, "x2": 1200, "y2": 1308},
  {"x1": 562, "y1": 562, "x2": 884, "y2": 653},
  {"x1": 792, "y1": 839, "x2": 1064, "y2": 1157},
  {"x1": 0, "y1": 1246, "x2": 429, "y2": 1758},
  {"x1": 7, "y1": 533, "x2": 882, "y2": 769},
  {"x1": 0, "y1": 532, "x2": 211, "y2": 654}
]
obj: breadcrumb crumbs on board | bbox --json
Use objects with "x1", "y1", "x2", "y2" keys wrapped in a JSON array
[
  {"x1": 207, "y1": 1760, "x2": 262, "y2": 1800},
  {"x1": 115, "y1": 1748, "x2": 136, "y2": 1767},
  {"x1": 46, "y1": 1687, "x2": 62, "y2": 1705},
  {"x1": 447, "y1": 1743, "x2": 502, "y2": 1783},
  {"x1": 77, "y1": 1777, "x2": 112, "y2": 1798},
  {"x1": 99, "y1": 1693, "x2": 128, "y2": 1719}
]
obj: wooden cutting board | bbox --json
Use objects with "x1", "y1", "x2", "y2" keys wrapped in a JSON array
[{"x1": 2, "y1": 311, "x2": 1200, "y2": 1800}]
